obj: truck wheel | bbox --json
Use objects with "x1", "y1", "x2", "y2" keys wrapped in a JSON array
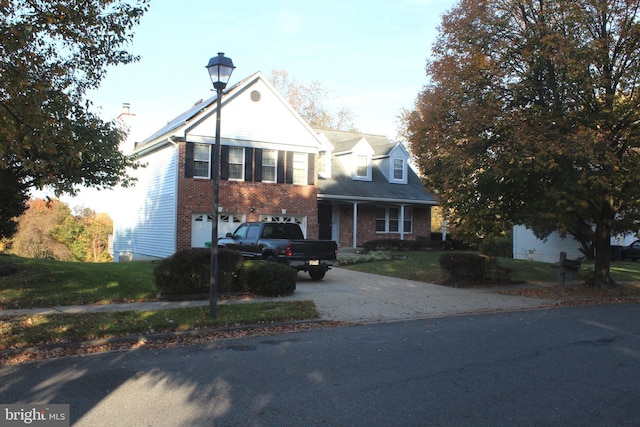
[
  {"x1": 308, "y1": 268, "x2": 326, "y2": 280},
  {"x1": 265, "y1": 255, "x2": 277, "y2": 263}
]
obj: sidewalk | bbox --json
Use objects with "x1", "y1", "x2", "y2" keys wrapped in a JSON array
[{"x1": 0, "y1": 268, "x2": 552, "y2": 323}]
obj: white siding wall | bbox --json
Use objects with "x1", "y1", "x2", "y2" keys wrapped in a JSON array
[
  {"x1": 513, "y1": 225, "x2": 637, "y2": 263},
  {"x1": 513, "y1": 226, "x2": 584, "y2": 263},
  {"x1": 113, "y1": 146, "x2": 178, "y2": 261}
]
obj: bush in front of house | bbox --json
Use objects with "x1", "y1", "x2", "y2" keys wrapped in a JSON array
[
  {"x1": 438, "y1": 252, "x2": 512, "y2": 286},
  {"x1": 362, "y1": 239, "x2": 442, "y2": 253},
  {"x1": 479, "y1": 232, "x2": 513, "y2": 258},
  {"x1": 238, "y1": 260, "x2": 297, "y2": 296},
  {"x1": 153, "y1": 248, "x2": 244, "y2": 296}
]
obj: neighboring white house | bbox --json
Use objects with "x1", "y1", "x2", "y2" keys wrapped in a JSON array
[{"x1": 513, "y1": 225, "x2": 637, "y2": 263}]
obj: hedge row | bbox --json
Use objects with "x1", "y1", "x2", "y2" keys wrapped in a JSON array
[
  {"x1": 438, "y1": 252, "x2": 512, "y2": 286},
  {"x1": 153, "y1": 248, "x2": 296, "y2": 297}
]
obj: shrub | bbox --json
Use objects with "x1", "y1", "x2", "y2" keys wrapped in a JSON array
[
  {"x1": 154, "y1": 248, "x2": 244, "y2": 296},
  {"x1": 439, "y1": 252, "x2": 512, "y2": 286},
  {"x1": 238, "y1": 260, "x2": 296, "y2": 296},
  {"x1": 479, "y1": 232, "x2": 513, "y2": 258},
  {"x1": 361, "y1": 239, "x2": 442, "y2": 253},
  {"x1": 338, "y1": 251, "x2": 395, "y2": 266}
]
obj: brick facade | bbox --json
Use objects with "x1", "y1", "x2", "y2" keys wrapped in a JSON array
[
  {"x1": 176, "y1": 142, "x2": 319, "y2": 251},
  {"x1": 337, "y1": 206, "x2": 432, "y2": 247}
]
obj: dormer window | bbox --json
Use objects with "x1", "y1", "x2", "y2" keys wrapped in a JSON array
[
  {"x1": 393, "y1": 158, "x2": 405, "y2": 181},
  {"x1": 356, "y1": 155, "x2": 369, "y2": 178}
]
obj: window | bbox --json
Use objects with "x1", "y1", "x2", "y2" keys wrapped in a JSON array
[
  {"x1": 388, "y1": 208, "x2": 399, "y2": 232},
  {"x1": 293, "y1": 152, "x2": 307, "y2": 185},
  {"x1": 356, "y1": 155, "x2": 368, "y2": 178},
  {"x1": 376, "y1": 207, "x2": 412, "y2": 233},
  {"x1": 393, "y1": 158, "x2": 405, "y2": 180},
  {"x1": 193, "y1": 144, "x2": 211, "y2": 178},
  {"x1": 375, "y1": 207, "x2": 386, "y2": 232},
  {"x1": 229, "y1": 147, "x2": 244, "y2": 180},
  {"x1": 262, "y1": 149, "x2": 277, "y2": 182},
  {"x1": 404, "y1": 208, "x2": 413, "y2": 233}
]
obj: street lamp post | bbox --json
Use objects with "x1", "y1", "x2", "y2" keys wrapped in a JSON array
[{"x1": 206, "y1": 52, "x2": 235, "y2": 317}]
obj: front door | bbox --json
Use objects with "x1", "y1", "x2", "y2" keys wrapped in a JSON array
[{"x1": 318, "y1": 204, "x2": 332, "y2": 240}]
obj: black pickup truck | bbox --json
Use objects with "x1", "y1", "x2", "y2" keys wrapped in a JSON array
[{"x1": 218, "y1": 222, "x2": 338, "y2": 280}]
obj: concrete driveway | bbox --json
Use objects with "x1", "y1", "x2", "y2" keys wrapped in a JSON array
[{"x1": 282, "y1": 267, "x2": 551, "y2": 323}]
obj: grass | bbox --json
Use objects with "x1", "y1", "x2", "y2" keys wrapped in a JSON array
[
  {"x1": 341, "y1": 250, "x2": 640, "y2": 284},
  {"x1": 0, "y1": 255, "x2": 157, "y2": 309},
  {"x1": 0, "y1": 301, "x2": 319, "y2": 350},
  {"x1": 3, "y1": 251, "x2": 640, "y2": 355}
]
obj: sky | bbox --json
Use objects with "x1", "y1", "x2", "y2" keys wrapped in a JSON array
[
  {"x1": 90, "y1": 0, "x2": 457, "y2": 140},
  {"x1": 51, "y1": 0, "x2": 459, "y2": 212}
]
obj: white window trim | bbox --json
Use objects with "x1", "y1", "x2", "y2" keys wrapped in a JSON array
[
  {"x1": 376, "y1": 207, "x2": 412, "y2": 233},
  {"x1": 262, "y1": 149, "x2": 277, "y2": 183},
  {"x1": 193, "y1": 143, "x2": 211, "y2": 179},
  {"x1": 228, "y1": 146, "x2": 245, "y2": 181},
  {"x1": 352, "y1": 154, "x2": 372, "y2": 181},
  {"x1": 292, "y1": 152, "x2": 308, "y2": 185},
  {"x1": 391, "y1": 158, "x2": 406, "y2": 183}
]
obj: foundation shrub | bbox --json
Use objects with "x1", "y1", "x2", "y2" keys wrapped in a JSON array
[
  {"x1": 439, "y1": 252, "x2": 511, "y2": 286},
  {"x1": 239, "y1": 260, "x2": 296, "y2": 296},
  {"x1": 154, "y1": 248, "x2": 244, "y2": 296}
]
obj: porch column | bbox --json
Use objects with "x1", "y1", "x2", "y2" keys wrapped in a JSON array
[
  {"x1": 352, "y1": 203, "x2": 358, "y2": 248},
  {"x1": 399, "y1": 204, "x2": 405, "y2": 240}
]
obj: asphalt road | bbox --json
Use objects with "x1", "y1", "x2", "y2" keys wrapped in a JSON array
[{"x1": 2, "y1": 303, "x2": 640, "y2": 426}]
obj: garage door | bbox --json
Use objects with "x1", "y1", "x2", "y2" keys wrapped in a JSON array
[{"x1": 191, "y1": 213, "x2": 244, "y2": 247}]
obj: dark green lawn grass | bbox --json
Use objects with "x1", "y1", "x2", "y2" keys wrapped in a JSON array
[
  {"x1": 341, "y1": 251, "x2": 640, "y2": 284},
  {"x1": 0, "y1": 255, "x2": 157, "y2": 309}
]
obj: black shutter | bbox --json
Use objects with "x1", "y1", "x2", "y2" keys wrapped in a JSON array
[
  {"x1": 244, "y1": 148, "x2": 253, "y2": 182},
  {"x1": 285, "y1": 151, "x2": 293, "y2": 184},
  {"x1": 185, "y1": 142, "x2": 194, "y2": 178},
  {"x1": 220, "y1": 145, "x2": 229, "y2": 180},
  {"x1": 307, "y1": 153, "x2": 315, "y2": 185},
  {"x1": 277, "y1": 151, "x2": 285, "y2": 183},
  {"x1": 254, "y1": 148, "x2": 263, "y2": 182}
]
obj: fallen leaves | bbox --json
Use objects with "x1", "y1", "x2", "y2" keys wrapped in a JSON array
[{"x1": 0, "y1": 321, "x2": 352, "y2": 366}]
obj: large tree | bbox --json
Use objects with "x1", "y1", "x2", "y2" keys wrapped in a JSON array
[
  {"x1": 405, "y1": 0, "x2": 640, "y2": 286},
  {"x1": 269, "y1": 69, "x2": 357, "y2": 131},
  {"x1": 0, "y1": 0, "x2": 148, "y2": 239}
]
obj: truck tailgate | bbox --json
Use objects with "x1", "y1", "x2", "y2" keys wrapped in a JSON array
[{"x1": 287, "y1": 240, "x2": 337, "y2": 260}]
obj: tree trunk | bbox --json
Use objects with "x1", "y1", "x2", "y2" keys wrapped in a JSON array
[{"x1": 593, "y1": 201, "x2": 615, "y2": 287}]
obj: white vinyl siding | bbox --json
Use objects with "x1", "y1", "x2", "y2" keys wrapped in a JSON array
[{"x1": 113, "y1": 146, "x2": 178, "y2": 260}]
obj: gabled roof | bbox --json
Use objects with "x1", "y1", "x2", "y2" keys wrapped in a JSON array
[
  {"x1": 316, "y1": 129, "x2": 436, "y2": 205},
  {"x1": 318, "y1": 129, "x2": 396, "y2": 157},
  {"x1": 134, "y1": 71, "x2": 323, "y2": 154}
]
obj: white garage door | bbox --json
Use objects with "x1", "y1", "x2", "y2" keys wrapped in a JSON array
[{"x1": 191, "y1": 213, "x2": 244, "y2": 247}]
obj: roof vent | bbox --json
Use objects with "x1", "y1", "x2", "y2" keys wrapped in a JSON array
[{"x1": 250, "y1": 90, "x2": 261, "y2": 102}]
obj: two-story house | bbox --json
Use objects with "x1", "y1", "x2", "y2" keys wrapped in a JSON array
[{"x1": 111, "y1": 72, "x2": 436, "y2": 261}]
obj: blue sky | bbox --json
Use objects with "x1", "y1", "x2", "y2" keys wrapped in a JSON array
[
  {"x1": 46, "y1": 0, "x2": 457, "y2": 211},
  {"x1": 89, "y1": 0, "x2": 457, "y2": 141}
]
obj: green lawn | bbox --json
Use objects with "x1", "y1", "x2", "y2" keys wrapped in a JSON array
[
  {"x1": 341, "y1": 251, "x2": 640, "y2": 284},
  {"x1": 0, "y1": 255, "x2": 157, "y2": 309}
]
